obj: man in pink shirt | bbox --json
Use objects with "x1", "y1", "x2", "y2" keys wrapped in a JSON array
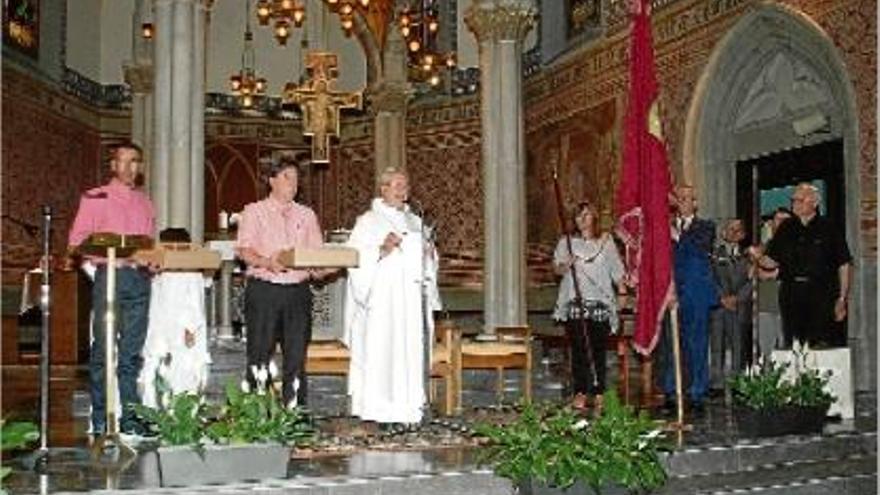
[
  {"x1": 67, "y1": 142, "x2": 155, "y2": 436},
  {"x1": 236, "y1": 157, "x2": 327, "y2": 408}
]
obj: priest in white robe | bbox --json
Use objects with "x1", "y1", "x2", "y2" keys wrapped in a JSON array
[{"x1": 344, "y1": 167, "x2": 441, "y2": 424}]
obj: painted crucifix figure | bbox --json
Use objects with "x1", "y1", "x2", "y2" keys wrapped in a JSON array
[{"x1": 283, "y1": 52, "x2": 362, "y2": 163}]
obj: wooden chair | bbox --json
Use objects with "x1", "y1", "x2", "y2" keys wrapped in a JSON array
[
  {"x1": 304, "y1": 321, "x2": 463, "y2": 416},
  {"x1": 430, "y1": 320, "x2": 462, "y2": 416},
  {"x1": 460, "y1": 325, "x2": 532, "y2": 405},
  {"x1": 304, "y1": 339, "x2": 350, "y2": 375}
]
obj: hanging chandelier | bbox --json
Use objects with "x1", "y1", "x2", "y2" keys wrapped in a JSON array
[
  {"x1": 398, "y1": 0, "x2": 455, "y2": 87},
  {"x1": 257, "y1": 0, "x2": 373, "y2": 45},
  {"x1": 231, "y1": 0, "x2": 268, "y2": 108},
  {"x1": 256, "y1": 0, "x2": 307, "y2": 45},
  {"x1": 323, "y1": 0, "x2": 371, "y2": 36}
]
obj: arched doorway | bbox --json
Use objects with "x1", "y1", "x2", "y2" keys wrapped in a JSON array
[{"x1": 683, "y1": 3, "x2": 874, "y2": 390}]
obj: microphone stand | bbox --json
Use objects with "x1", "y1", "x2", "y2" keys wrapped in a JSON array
[
  {"x1": 38, "y1": 206, "x2": 52, "y2": 462},
  {"x1": 9, "y1": 206, "x2": 58, "y2": 471}
]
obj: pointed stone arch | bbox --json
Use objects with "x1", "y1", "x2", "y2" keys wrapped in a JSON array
[{"x1": 683, "y1": 3, "x2": 874, "y2": 390}]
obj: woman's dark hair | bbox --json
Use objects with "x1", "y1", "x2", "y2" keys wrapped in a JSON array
[
  {"x1": 570, "y1": 201, "x2": 601, "y2": 238},
  {"x1": 266, "y1": 156, "x2": 301, "y2": 181}
]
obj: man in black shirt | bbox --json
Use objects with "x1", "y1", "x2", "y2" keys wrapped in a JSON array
[{"x1": 752, "y1": 183, "x2": 852, "y2": 347}]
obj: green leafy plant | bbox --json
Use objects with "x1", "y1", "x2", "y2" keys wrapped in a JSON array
[
  {"x1": 205, "y1": 380, "x2": 314, "y2": 446},
  {"x1": 730, "y1": 343, "x2": 835, "y2": 411},
  {"x1": 131, "y1": 370, "x2": 212, "y2": 446},
  {"x1": 476, "y1": 391, "x2": 666, "y2": 493},
  {"x1": 132, "y1": 392, "x2": 210, "y2": 447},
  {"x1": 729, "y1": 361, "x2": 792, "y2": 410},
  {"x1": 1, "y1": 419, "x2": 39, "y2": 486},
  {"x1": 134, "y1": 371, "x2": 314, "y2": 449}
]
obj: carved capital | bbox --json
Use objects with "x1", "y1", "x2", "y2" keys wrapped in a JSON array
[
  {"x1": 368, "y1": 83, "x2": 412, "y2": 115},
  {"x1": 465, "y1": 2, "x2": 536, "y2": 43},
  {"x1": 124, "y1": 63, "x2": 154, "y2": 94}
]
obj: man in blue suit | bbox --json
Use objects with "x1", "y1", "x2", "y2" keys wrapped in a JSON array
[{"x1": 663, "y1": 185, "x2": 718, "y2": 413}]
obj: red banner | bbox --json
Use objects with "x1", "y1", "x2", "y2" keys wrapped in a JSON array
[{"x1": 614, "y1": 0, "x2": 674, "y2": 356}]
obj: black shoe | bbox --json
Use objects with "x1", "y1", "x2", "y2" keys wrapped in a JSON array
[
  {"x1": 91, "y1": 422, "x2": 106, "y2": 436},
  {"x1": 690, "y1": 401, "x2": 706, "y2": 416},
  {"x1": 660, "y1": 397, "x2": 676, "y2": 415},
  {"x1": 707, "y1": 388, "x2": 724, "y2": 399},
  {"x1": 121, "y1": 419, "x2": 157, "y2": 438}
]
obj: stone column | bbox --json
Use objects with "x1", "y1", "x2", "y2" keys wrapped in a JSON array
[
  {"x1": 371, "y1": 27, "x2": 410, "y2": 179},
  {"x1": 465, "y1": 1, "x2": 536, "y2": 332},
  {"x1": 189, "y1": 0, "x2": 208, "y2": 242},
  {"x1": 125, "y1": 0, "x2": 154, "y2": 199},
  {"x1": 152, "y1": 0, "x2": 205, "y2": 237},
  {"x1": 152, "y1": 0, "x2": 173, "y2": 229},
  {"x1": 169, "y1": 0, "x2": 194, "y2": 230}
]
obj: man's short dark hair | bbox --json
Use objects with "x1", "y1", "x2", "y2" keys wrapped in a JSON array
[
  {"x1": 266, "y1": 156, "x2": 302, "y2": 180},
  {"x1": 159, "y1": 227, "x2": 192, "y2": 243},
  {"x1": 110, "y1": 141, "x2": 143, "y2": 159}
]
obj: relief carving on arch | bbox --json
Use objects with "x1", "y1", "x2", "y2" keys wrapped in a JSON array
[{"x1": 734, "y1": 51, "x2": 831, "y2": 131}]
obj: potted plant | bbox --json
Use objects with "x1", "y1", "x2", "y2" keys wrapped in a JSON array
[
  {"x1": 730, "y1": 343, "x2": 835, "y2": 437},
  {"x1": 476, "y1": 391, "x2": 667, "y2": 494},
  {"x1": 136, "y1": 364, "x2": 314, "y2": 487},
  {"x1": 1, "y1": 419, "x2": 38, "y2": 495}
]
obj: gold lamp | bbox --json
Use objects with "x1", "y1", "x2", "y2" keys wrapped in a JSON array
[
  {"x1": 230, "y1": 0, "x2": 268, "y2": 108},
  {"x1": 398, "y1": 0, "x2": 455, "y2": 87},
  {"x1": 256, "y1": 0, "x2": 306, "y2": 45},
  {"x1": 322, "y1": 0, "x2": 370, "y2": 38}
]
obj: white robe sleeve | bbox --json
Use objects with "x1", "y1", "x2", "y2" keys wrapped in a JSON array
[{"x1": 343, "y1": 212, "x2": 384, "y2": 347}]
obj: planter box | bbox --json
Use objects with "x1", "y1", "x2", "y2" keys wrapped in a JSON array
[
  {"x1": 735, "y1": 404, "x2": 829, "y2": 438},
  {"x1": 516, "y1": 479, "x2": 629, "y2": 495},
  {"x1": 148, "y1": 443, "x2": 291, "y2": 487}
]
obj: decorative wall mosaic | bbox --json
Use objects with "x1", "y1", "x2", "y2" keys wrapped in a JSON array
[{"x1": 1, "y1": 68, "x2": 103, "y2": 282}]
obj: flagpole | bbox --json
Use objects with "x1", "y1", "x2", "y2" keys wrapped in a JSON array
[
  {"x1": 669, "y1": 302, "x2": 685, "y2": 426},
  {"x1": 750, "y1": 161, "x2": 761, "y2": 365}
]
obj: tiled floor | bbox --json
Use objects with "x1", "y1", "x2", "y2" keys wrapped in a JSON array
[{"x1": 2, "y1": 338, "x2": 876, "y2": 493}]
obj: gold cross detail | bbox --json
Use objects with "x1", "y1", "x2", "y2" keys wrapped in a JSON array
[{"x1": 283, "y1": 52, "x2": 362, "y2": 163}]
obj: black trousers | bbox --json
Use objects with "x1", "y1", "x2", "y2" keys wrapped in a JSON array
[
  {"x1": 566, "y1": 318, "x2": 610, "y2": 396},
  {"x1": 779, "y1": 279, "x2": 841, "y2": 348},
  {"x1": 244, "y1": 279, "x2": 313, "y2": 406}
]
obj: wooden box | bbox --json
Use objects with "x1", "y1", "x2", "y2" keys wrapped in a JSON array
[
  {"x1": 133, "y1": 243, "x2": 222, "y2": 271},
  {"x1": 279, "y1": 246, "x2": 358, "y2": 268}
]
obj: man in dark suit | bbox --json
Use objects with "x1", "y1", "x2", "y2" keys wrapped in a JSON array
[
  {"x1": 662, "y1": 185, "x2": 718, "y2": 412},
  {"x1": 710, "y1": 219, "x2": 751, "y2": 392}
]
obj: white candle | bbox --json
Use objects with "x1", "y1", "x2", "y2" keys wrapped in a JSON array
[{"x1": 218, "y1": 210, "x2": 229, "y2": 231}]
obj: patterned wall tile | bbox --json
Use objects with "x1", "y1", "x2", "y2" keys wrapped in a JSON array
[{"x1": 2, "y1": 67, "x2": 103, "y2": 283}]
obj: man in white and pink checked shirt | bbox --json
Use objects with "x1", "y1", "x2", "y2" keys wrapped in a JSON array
[{"x1": 236, "y1": 156, "x2": 332, "y2": 408}]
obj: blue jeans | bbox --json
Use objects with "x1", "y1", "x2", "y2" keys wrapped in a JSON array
[{"x1": 90, "y1": 266, "x2": 150, "y2": 432}]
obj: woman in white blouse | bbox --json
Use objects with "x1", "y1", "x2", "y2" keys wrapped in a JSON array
[{"x1": 553, "y1": 201, "x2": 627, "y2": 410}]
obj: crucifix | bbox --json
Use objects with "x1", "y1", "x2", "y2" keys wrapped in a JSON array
[{"x1": 283, "y1": 52, "x2": 362, "y2": 163}]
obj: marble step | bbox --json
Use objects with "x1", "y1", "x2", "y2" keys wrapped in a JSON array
[
  {"x1": 56, "y1": 469, "x2": 513, "y2": 495},
  {"x1": 664, "y1": 429, "x2": 877, "y2": 477},
  {"x1": 659, "y1": 453, "x2": 876, "y2": 495}
]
